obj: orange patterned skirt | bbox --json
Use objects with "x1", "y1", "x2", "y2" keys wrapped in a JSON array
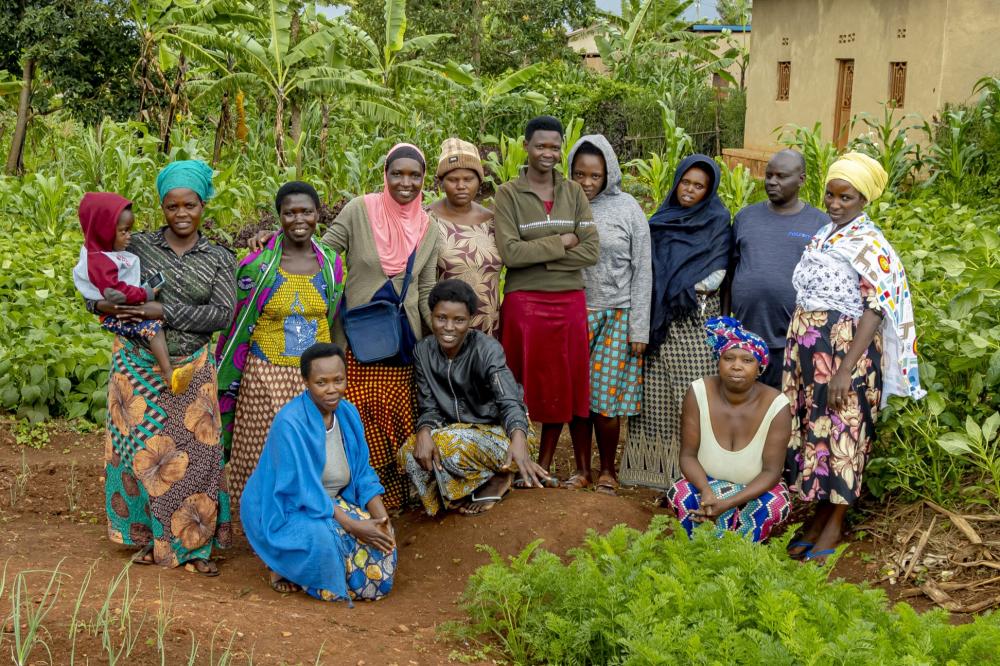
[
  {"x1": 344, "y1": 350, "x2": 416, "y2": 510},
  {"x1": 229, "y1": 355, "x2": 305, "y2": 500}
]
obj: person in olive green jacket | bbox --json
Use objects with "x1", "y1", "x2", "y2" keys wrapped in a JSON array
[{"x1": 494, "y1": 115, "x2": 600, "y2": 489}]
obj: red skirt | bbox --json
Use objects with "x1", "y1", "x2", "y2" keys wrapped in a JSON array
[{"x1": 500, "y1": 290, "x2": 590, "y2": 423}]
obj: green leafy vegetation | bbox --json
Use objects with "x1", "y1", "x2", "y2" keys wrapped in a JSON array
[{"x1": 454, "y1": 517, "x2": 1000, "y2": 665}]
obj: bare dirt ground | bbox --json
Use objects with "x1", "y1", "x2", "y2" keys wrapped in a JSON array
[{"x1": 0, "y1": 421, "x2": 989, "y2": 664}]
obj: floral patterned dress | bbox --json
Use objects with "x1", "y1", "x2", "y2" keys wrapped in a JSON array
[
  {"x1": 782, "y1": 278, "x2": 883, "y2": 506},
  {"x1": 433, "y1": 213, "x2": 502, "y2": 336}
]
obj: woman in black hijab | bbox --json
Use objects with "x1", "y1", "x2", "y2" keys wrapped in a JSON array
[{"x1": 620, "y1": 154, "x2": 733, "y2": 492}]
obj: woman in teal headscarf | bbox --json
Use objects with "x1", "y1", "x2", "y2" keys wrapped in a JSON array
[
  {"x1": 87, "y1": 159, "x2": 236, "y2": 575},
  {"x1": 216, "y1": 181, "x2": 345, "y2": 500}
]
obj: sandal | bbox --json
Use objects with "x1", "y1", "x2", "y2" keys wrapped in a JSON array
[
  {"x1": 184, "y1": 559, "x2": 220, "y2": 577},
  {"x1": 803, "y1": 547, "x2": 839, "y2": 564},
  {"x1": 130, "y1": 544, "x2": 154, "y2": 566},
  {"x1": 595, "y1": 474, "x2": 618, "y2": 496},
  {"x1": 562, "y1": 473, "x2": 591, "y2": 491},
  {"x1": 459, "y1": 489, "x2": 508, "y2": 515},
  {"x1": 270, "y1": 577, "x2": 301, "y2": 594},
  {"x1": 786, "y1": 540, "x2": 814, "y2": 561},
  {"x1": 460, "y1": 474, "x2": 513, "y2": 516}
]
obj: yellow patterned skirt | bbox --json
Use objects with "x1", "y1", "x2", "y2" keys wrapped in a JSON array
[{"x1": 398, "y1": 423, "x2": 538, "y2": 515}]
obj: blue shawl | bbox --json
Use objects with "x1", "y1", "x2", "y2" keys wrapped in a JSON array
[
  {"x1": 647, "y1": 154, "x2": 732, "y2": 352},
  {"x1": 239, "y1": 392, "x2": 385, "y2": 599}
]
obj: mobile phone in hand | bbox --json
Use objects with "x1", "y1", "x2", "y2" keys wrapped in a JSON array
[{"x1": 144, "y1": 271, "x2": 166, "y2": 292}]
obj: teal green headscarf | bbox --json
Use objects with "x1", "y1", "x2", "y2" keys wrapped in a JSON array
[{"x1": 156, "y1": 160, "x2": 215, "y2": 202}]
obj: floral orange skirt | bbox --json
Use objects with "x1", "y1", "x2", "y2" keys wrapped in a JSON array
[{"x1": 104, "y1": 338, "x2": 231, "y2": 567}]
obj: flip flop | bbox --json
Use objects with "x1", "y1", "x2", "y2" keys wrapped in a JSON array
[
  {"x1": 130, "y1": 544, "x2": 154, "y2": 566},
  {"x1": 786, "y1": 540, "x2": 814, "y2": 560},
  {"x1": 459, "y1": 488, "x2": 509, "y2": 516},
  {"x1": 803, "y1": 548, "x2": 838, "y2": 563}
]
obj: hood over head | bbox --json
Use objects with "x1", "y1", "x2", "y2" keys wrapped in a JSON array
[
  {"x1": 567, "y1": 134, "x2": 622, "y2": 199},
  {"x1": 79, "y1": 192, "x2": 132, "y2": 253}
]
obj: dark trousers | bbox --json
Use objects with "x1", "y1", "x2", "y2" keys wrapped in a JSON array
[{"x1": 758, "y1": 348, "x2": 785, "y2": 390}]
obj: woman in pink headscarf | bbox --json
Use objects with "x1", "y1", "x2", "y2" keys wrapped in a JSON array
[{"x1": 322, "y1": 144, "x2": 440, "y2": 509}]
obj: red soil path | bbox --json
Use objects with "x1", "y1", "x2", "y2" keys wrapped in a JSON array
[{"x1": 0, "y1": 425, "x2": 927, "y2": 664}]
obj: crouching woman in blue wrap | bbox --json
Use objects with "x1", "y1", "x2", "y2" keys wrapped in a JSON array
[{"x1": 240, "y1": 342, "x2": 397, "y2": 601}]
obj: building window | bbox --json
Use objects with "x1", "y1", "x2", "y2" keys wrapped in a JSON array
[
  {"x1": 777, "y1": 61, "x2": 791, "y2": 101},
  {"x1": 889, "y1": 62, "x2": 907, "y2": 107}
]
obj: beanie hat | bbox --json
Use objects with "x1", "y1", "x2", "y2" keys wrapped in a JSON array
[{"x1": 436, "y1": 138, "x2": 484, "y2": 182}]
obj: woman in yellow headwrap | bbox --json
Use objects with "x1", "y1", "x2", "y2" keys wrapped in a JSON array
[{"x1": 783, "y1": 152, "x2": 924, "y2": 563}]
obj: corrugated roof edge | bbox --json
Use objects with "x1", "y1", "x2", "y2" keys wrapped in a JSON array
[{"x1": 690, "y1": 24, "x2": 751, "y2": 32}]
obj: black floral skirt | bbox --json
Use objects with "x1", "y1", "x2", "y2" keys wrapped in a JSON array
[{"x1": 781, "y1": 307, "x2": 882, "y2": 506}]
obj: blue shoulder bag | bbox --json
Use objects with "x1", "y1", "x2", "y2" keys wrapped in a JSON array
[{"x1": 342, "y1": 251, "x2": 417, "y2": 364}]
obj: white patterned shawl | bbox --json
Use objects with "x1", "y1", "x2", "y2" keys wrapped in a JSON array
[{"x1": 794, "y1": 214, "x2": 925, "y2": 407}]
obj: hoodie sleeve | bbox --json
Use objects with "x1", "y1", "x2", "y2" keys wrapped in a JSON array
[
  {"x1": 545, "y1": 185, "x2": 599, "y2": 271},
  {"x1": 627, "y1": 200, "x2": 652, "y2": 343},
  {"x1": 87, "y1": 253, "x2": 151, "y2": 304}
]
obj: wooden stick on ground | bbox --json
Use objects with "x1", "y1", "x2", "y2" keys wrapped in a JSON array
[
  {"x1": 925, "y1": 501, "x2": 984, "y2": 546},
  {"x1": 903, "y1": 515, "x2": 937, "y2": 581}
]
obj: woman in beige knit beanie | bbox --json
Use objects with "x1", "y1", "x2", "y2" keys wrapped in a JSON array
[{"x1": 427, "y1": 138, "x2": 503, "y2": 336}]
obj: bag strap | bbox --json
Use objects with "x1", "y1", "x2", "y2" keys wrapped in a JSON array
[{"x1": 396, "y1": 250, "x2": 417, "y2": 307}]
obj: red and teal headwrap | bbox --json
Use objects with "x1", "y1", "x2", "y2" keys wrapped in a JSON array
[{"x1": 704, "y1": 316, "x2": 769, "y2": 370}]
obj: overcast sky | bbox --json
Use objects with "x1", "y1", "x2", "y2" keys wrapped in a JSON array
[{"x1": 597, "y1": 0, "x2": 719, "y2": 19}]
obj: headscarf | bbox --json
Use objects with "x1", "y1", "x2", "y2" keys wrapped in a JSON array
[
  {"x1": 704, "y1": 316, "x2": 769, "y2": 370},
  {"x1": 825, "y1": 152, "x2": 888, "y2": 202},
  {"x1": 363, "y1": 143, "x2": 430, "y2": 276},
  {"x1": 215, "y1": 232, "x2": 345, "y2": 456},
  {"x1": 155, "y1": 160, "x2": 215, "y2": 203},
  {"x1": 647, "y1": 154, "x2": 733, "y2": 352},
  {"x1": 79, "y1": 192, "x2": 132, "y2": 252}
]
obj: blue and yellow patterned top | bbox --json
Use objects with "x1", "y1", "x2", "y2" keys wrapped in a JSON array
[{"x1": 250, "y1": 267, "x2": 331, "y2": 366}]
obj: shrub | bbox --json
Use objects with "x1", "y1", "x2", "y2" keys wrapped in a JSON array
[{"x1": 456, "y1": 517, "x2": 1000, "y2": 665}]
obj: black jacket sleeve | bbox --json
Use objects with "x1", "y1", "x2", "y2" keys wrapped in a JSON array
[
  {"x1": 413, "y1": 342, "x2": 446, "y2": 432},
  {"x1": 480, "y1": 339, "x2": 530, "y2": 438}
]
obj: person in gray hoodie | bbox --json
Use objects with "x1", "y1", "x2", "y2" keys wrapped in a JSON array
[{"x1": 566, "y1": 134, "x2": 652, "y2": 494}]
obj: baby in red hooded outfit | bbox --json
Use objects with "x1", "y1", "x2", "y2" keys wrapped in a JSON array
[{"x1": 72, "y1": 192, "x2": 189, "y2": 393}]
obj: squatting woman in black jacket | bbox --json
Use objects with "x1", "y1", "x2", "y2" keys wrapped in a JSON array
[{"x1": 397, "y1": 279, "x2": 556, "y2": 515}]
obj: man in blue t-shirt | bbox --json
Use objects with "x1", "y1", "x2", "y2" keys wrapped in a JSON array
[{"x1": 721, "y1": 150, "x2": 828, "y2": 389}]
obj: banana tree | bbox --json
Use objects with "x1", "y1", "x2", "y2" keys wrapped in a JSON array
[
  {"x1": 331, "y1": 0, "x2": 466, "y2": 95},
  {"x1": 129, "y1": 0, "x2": 261, "y2": 151},
  {"x1": 596, "y1": 0, "x2": 726, "y2": 89},
  {"x1": 445, "y1": 61, "x2": 547, "y2": 135},
  {"x1": 189, "y1": 0, "x2": 400, "y2": 167}
]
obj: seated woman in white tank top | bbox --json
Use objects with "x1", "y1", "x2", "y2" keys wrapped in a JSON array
[{"x1": 666, "y1": 317, "x2": 792, "y2": 542}]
